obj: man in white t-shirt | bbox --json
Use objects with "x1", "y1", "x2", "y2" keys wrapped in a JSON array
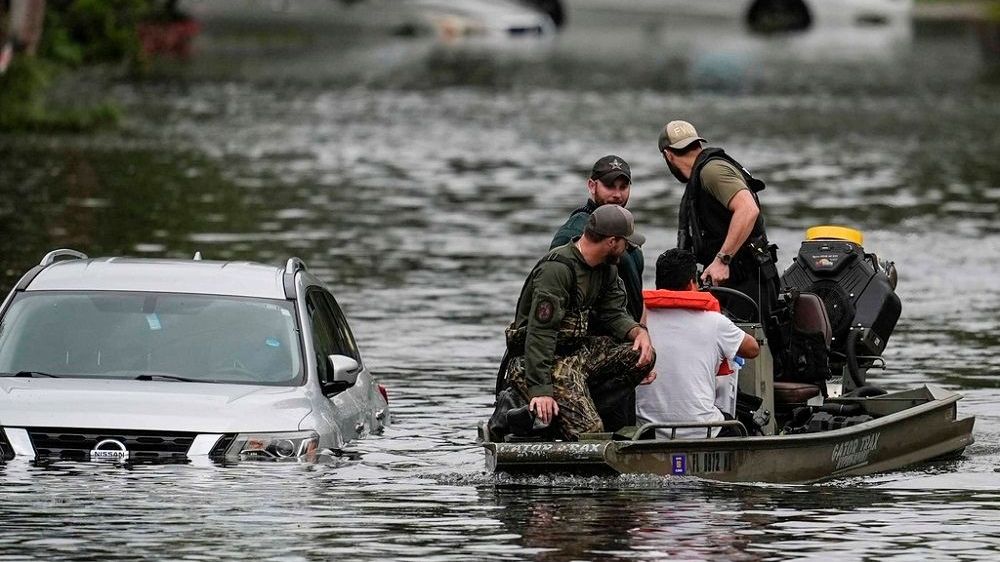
[{"x1": 636, "y1": 248, "x2": 759, "y2": 438}]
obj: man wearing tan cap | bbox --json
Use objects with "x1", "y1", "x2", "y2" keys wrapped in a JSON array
[
  {"x1": 490, "y1": 204, "x2": 656, "y2": 441},
  {"x1": 657, "y1": 120, "x2": 781, "y2": 335}
]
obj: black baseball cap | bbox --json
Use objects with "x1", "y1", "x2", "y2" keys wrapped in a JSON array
[{"x1": 590, "y1": 155, "x2": 631, "y2": 186}]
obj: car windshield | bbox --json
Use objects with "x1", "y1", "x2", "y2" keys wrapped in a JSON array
[{"x1": 0, "y1": 291, "x2": 303, "y2": 386}]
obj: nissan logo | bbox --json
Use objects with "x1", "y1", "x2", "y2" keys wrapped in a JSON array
[{"x1": 90, "y1": 438, "x2": 129, "y2": 462}]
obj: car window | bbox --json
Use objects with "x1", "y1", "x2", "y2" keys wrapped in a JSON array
[
  {"x1": 0, "y1": 291, "x2": 302, "y2": 385},
  {"x1": 320, "y1": 292, "x2": 362, "y2": 365},
  {"x1": 306, "y1": 289, "x2": 340, "y2": 385}
]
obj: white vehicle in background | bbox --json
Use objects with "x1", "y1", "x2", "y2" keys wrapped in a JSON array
[
  {"x1": 184, "y1": 0, "x2": 556, "y2": 40},
  {"x1": 552, "y1": 0, "x2": 914, "y2": 71},
  {"x1": 401, "y1": 0, "x2": 556, "y2": 39},
  {"x1": 0, "y1": 250, "x2": 389, "y2": 465},
  {"x1": 562, "y1": 0, "x2": 913, "y2": 32}
]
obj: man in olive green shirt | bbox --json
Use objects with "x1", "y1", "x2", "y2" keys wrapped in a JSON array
[
  {"x1": 503, "y1": 205, "x2": 656, "y2": 440},
  {"x1": 658, "y1": 120, "x2": 780, "y2": 329}
]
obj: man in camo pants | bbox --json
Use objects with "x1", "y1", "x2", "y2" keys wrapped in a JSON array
[{"x1": 502, "y1": 205, "x2": 656, "y2": 440}]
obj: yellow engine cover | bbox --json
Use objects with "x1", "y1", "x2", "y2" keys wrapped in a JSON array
[{"x1": 805, "y1": 225, "x2": 864, "y2": 245}]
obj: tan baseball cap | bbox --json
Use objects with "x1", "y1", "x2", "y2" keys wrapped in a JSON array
[
  {"x1": 657, "y1": 120, "x2": 707, "y2": 152},
  {"x1": 586, "y1": 204, "x2": 645, "y2": 248}
]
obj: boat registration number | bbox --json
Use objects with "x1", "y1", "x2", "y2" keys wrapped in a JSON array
[{"x1": 689, "y1": 451, "x2": 734, "y2": 474}]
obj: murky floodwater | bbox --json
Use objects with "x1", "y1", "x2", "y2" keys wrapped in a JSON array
[{"x1": 1, "y1": 5, "x2": 999, "y2": 560}]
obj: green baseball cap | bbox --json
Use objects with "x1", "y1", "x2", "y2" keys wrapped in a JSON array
[{"x1": 586, "y1": 204, "x2": 645, "y2": 248}]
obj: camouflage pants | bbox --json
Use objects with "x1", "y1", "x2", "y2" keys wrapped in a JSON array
[{"x1": 506, "y1": 336, "x2": 653, "y2": 440}]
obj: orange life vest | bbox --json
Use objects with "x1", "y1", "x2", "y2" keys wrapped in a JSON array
[
  {"x1": 642, "y1": 289, "x2": 721, "y2": 312},
  {"x1": 642, "y1": 289, "x2": 734, "y2": 376}
]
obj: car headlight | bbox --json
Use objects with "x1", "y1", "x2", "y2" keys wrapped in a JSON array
[{"x1": 226, "y1": 430, "x2": 319, "y2": 461}]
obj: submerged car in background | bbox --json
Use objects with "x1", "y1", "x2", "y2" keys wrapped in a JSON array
[
  {"x1": 0, "y1": 250, "x2": 389, "y2": 465},
  {"x1": 184, "y1": 0, "x2": 556, "y2": 40},
  {"x1": 563, "y1": 0, "x2": 913, "y2": 33}
]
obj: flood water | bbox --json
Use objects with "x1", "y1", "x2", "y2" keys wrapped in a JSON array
[{"x1": 1, "y1": 5, "x2": 1000, "y2": 560}]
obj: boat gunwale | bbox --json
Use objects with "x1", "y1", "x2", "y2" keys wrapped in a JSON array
[
  {"x1": 483, "y1": 385, "x2": 969, "y2": 453},
  {"x1": 482, "y1": 385, "x2": 976, "y2": 482},
  {"x1": 614, "y1": 385, "x2": 965, "y2": 452}
]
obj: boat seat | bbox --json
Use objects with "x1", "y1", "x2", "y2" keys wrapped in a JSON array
[
  {"x1": 776, "y1": 292, "x2": 834, "y2": 388},
  {"x1": 773, "y1": 382, "x2": 822, "y2": 404},
  {"x1": 793, "y1": 292, "x2": 832, "y2": 346}
]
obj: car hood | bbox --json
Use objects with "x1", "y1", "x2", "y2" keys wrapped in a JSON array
[{"x1": 0, "y1": 378, "x2": 313, "y2": 433}]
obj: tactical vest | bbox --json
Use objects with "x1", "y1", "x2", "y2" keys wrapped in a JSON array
[
  {"x1": 504, "y1": 252, "x2": 609, "y2": 356},
  {"x1": 678, "y1": 148, "x2": 770, "y2": 281}
]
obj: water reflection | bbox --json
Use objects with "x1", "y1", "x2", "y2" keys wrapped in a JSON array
[
  {"x1": 488, "y1": 482, "x2": 758, "y2": 560},
  {"x1": 482, "y1": 480, "x2": 1000, "y2": 560},
  {"x1": 0, "y1": 145, "x2": 270, "y2": 288}
]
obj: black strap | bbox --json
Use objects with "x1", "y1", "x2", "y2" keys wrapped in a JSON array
[
  {"x1": 495, "y1": 253, "x2": 579, "y2": 395},
  {"x1": 510, "y1": 252, "x2": 578, "y2": 314}
]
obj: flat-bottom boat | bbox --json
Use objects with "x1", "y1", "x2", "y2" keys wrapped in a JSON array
[
  {"x1": 479, "y1": 385, "x2": 973, "y2": 483},
  {"x1": 480, "y1": 227, "x2": 976, "y2": 483}
]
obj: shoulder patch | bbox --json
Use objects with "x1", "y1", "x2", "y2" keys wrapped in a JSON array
[{"x1": 535, "y1": 299, "x2": 555, "y2": 323}]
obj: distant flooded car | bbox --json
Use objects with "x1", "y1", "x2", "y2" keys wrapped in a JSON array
[
  {"x1": 184, "y1": 0, "x2": 556, "y2": 40},
  {"x1": 0, "y1": 250, "x2": 389, "y2": 465},
  {"x1": 566, "y1": 0, "x2": 913, "y2": 32},
  {"x1": 403, "y1": 0, "x2": 556, "y2": 39}
]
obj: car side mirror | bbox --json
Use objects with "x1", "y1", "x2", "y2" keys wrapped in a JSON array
[{"x1": 327, "y1": 354, "x2": 360, "y2": 385}]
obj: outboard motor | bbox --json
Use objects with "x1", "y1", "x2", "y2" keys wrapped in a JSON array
[{"x1": 780, "y1": 226, "x2": 900, "y2": 390}]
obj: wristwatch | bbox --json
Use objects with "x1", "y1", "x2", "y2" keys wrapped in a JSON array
[{"x1": 716, "y1": 252, "x2": 733, "y2": 265}]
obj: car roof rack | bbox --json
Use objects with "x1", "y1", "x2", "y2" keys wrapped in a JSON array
[
  {"x1": 283, "y1": 257, "x2": 307, "y2": 299},
  {"x1": 39, "y1": 249, "x2": 88, "y2": 267},
  {"x1": 15, "y1": 249, "x2": 89, "y2": 291}
]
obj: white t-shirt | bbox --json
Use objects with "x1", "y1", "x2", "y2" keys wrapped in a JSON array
[{"x1": 636, "y1": 308, "x2": 746, "y2": 438}]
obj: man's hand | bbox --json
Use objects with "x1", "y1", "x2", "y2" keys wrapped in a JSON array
[
  {"x1": 630, "y1": 327, "x2": 654, "y2": 367},
  {"x1": 529, "y1": 396, "x2": 559, "y2": 425},
  {"x1": 701, "y1": 260, "x2": 730, "y2": 286},
  {"x1": 639, "y1": 369, "x2": 657, "y2": 385}
]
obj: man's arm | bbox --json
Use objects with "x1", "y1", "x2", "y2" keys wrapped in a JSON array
[
  {"x1": 594, "y1": 273, "x2": 654, "y2": 367},
  {"x1": 522, "y1": 263, "x2": 573, "y2": 422},
  {"x1": 626, "y1": 324, "x2": 655, "y2": 370},
  {"x1": 718, "y1": 315, "x2": 759, "y2": 360},
  {"x1": 738, "y1": 332, "x2": 760, "y2": 359},
  {"x1": 523, "y1": 266, "x2": 572, "y2": 398},
  {"x1": 720, "y1": 190, "x2": 759, "y2": 257},
  {"x1": 702, "y1": 189, "x2": 759, "y2": 286},
  {"x1": 593, "y1": 273, "x2": 638, "y2": 337}
]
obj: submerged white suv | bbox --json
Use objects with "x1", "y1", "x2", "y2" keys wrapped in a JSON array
[{"x1": 0, "y1": 250, "x2": 389, "y2": 464}]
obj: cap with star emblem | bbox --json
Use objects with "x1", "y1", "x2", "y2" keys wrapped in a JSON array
[{"x1": 590, "y1": 155, "x2": 631, "y2": 186}]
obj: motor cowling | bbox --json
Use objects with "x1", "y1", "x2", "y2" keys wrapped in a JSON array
[{"x1": 780, "y1": 226, "x2": 901, "y2": 368}]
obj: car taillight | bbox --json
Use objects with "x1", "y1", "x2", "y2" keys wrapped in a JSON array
[{"x1": 377, "y1": 384, "x2": 388, "y2": 403}]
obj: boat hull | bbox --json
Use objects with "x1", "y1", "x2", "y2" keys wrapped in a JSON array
[{"x1": 483, "y1": 385, "x2": 975, "y2": 483}]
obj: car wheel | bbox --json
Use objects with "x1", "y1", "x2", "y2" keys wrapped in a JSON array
[
  {"x1": 520, "y1": 0, "x2": 564, "y2": 28},
  {"x1": 746, "y1": 0, "x2": 812, "y2": 34}
]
